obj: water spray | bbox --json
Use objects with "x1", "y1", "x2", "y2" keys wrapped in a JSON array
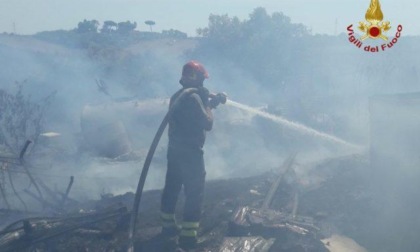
[{"x1": 226, "y1": 99, "x2": 362, "y2": 150}]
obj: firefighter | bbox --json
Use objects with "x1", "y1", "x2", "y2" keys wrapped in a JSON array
[{"x1": 160, "y1": 61, "x2": 225, "y2": 249}]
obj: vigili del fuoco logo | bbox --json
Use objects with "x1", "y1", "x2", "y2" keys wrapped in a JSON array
[{"x1": 347, "y1": 0, "x2": 403, "y2": 53}]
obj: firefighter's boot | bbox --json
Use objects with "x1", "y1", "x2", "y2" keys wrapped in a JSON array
[
  {"x1": 160, "y1": 212, "x2": 181, "y2": 238},
  {"x1": 178, "y1": 221, "x2": 199, "y2": 249}
]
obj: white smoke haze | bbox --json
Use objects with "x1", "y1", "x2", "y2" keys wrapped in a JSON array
[
  {"x1": 0, "y1": 34, "x2": 417, "y2": 184},
  {"x1": 1, "y1": 10, "x2": 420, "y2": 251},
  {"x1": 0, "y1": 32, "x2": 390, "y2": 199}
]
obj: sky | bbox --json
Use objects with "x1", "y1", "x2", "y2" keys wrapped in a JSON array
[{"x1": 0, "y1": 0, "x2": 418, "y2": 36}]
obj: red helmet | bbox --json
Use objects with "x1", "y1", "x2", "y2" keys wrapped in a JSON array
[{"x1": 181, "y1": 61, "x2": 209, "y2": 82}]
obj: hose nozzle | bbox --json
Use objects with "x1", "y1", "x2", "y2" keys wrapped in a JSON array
[{"x1": 209, "y1": 92, "x2": 227, "y2": 108}]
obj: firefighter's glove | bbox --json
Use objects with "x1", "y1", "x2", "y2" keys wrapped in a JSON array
[
  {"x1": 209, "y1": 92, "x2": 227, "y2": 109},
  {"x1": 196, "y1": 87, "x2": 210, "y2": 106}
]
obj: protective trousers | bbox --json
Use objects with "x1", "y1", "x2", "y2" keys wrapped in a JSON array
[{"x1": 160, "y1": 145, "x2": 206, "y2": 239}]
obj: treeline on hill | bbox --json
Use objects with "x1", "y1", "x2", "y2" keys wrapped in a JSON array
[
  {"x1": 191, "y1": 7, "x2": 420, "y2": 102},
  {"x1": 194, "y1": 7, "x2": 309, "y2": 91},
  {"x1": 34, "y1": 19, "x2": 188, "y2": 49},
  {"x1": 31, "y1": 7, "x2": 420, "y2": 93},
  {"x1": 31, "y1": 18, "x2": 191, "y2": 98},
  {"x1": 31, "y1": 7, "x2": 420, "y2": 106}
]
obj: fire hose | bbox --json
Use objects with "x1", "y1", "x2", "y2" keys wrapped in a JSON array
[{"x1": 127, "y1": 88, "x2": 226, "y2": 251}]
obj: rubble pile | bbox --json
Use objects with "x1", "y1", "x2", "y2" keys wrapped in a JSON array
[{"x1": 0, "y1": 153, "x2": 372, "y2": 251}]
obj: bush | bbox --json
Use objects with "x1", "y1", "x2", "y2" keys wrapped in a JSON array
[{"x1": 0, "y1": 82, "x2": 54, "y2": 155}]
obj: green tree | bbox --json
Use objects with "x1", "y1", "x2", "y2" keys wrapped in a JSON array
[
  {"x1": 145, "y1": 20, "x2": 156, "y2": 32},
  {"x1": 117, "y1": 21, "x2": 137, "y2": 34},
  {"x1": 197, "y1": 14, "x2": 242, "y2": 43},
  {"x1": 193, "y1": 7, "x2": 310, "y2": 98},
  {"x1": 77, "y1": 19, "x2": 99, "y2": 33},
  {"x1": 0, "y1": 83, "x2": 54, "y2": 154},
  {"x1": 101, "y1": 20, "x2": 117, "y2": 33}
]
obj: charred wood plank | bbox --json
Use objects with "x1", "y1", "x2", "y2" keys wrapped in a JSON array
[
  {"x1": 261, "y1": 153, "x2": 297, "y2": 210},
  {"x1": 61, "y1": 176, "x2": 74, "y2": 206},
  {"x1": 19, "y1": 141, "x2": 45, "y2": 208}
]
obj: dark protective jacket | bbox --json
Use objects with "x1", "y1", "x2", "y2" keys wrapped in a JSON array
[
  {"x1": 161, "y1": 87, "x2": 213, "y2": 236},
  {"x1": 168, "y1": 88, "x2": 213, "y2": 148}
]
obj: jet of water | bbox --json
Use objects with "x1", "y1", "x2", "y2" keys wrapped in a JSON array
[{"x1": 226, "y1": 99, "x2": 362, "y2": 150}]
